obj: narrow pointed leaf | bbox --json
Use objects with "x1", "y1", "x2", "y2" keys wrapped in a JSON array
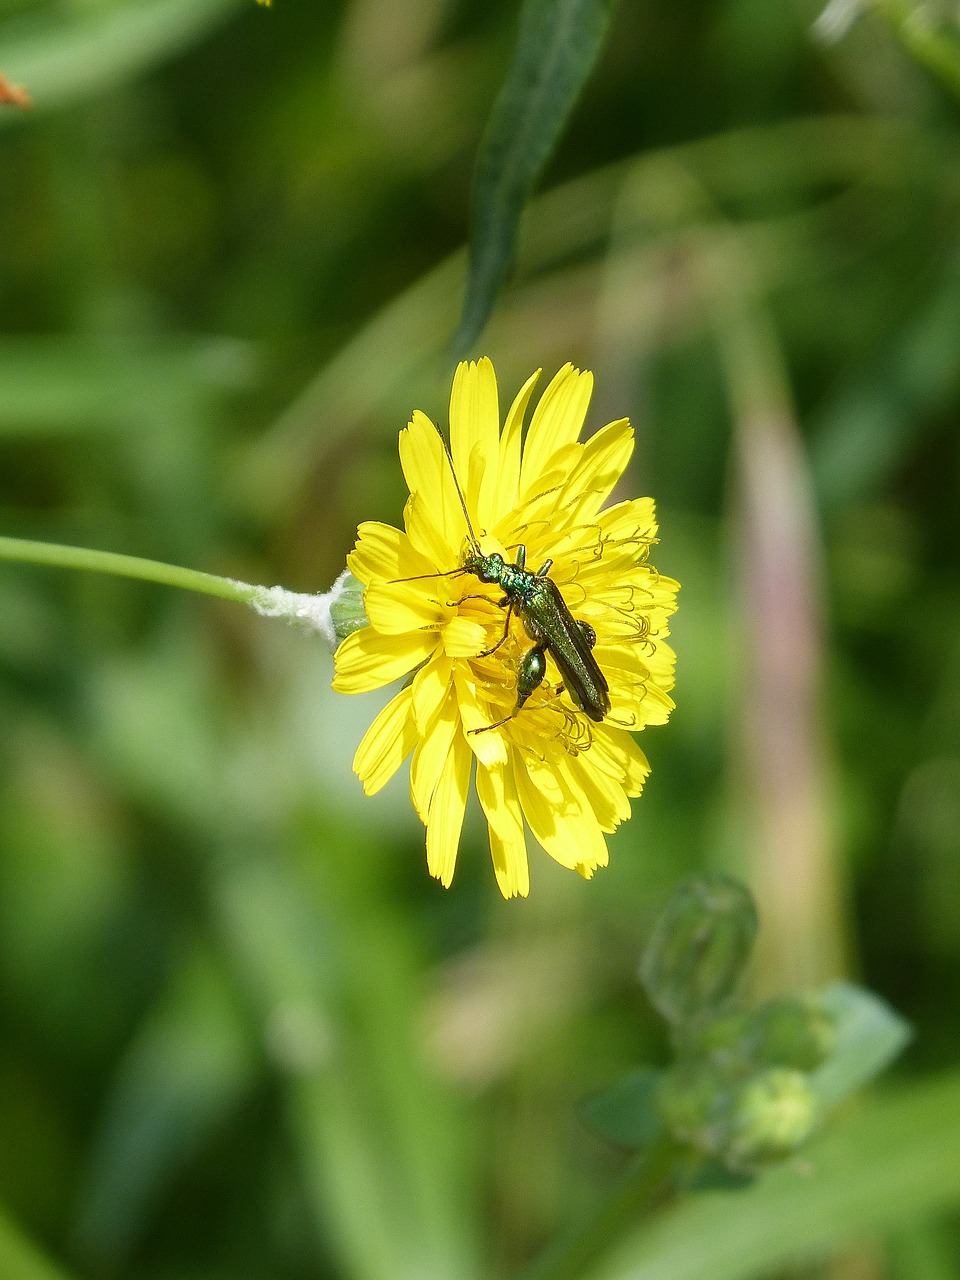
[{"x1": 453, "y1": 0, "x2": 616, "y2": 355}]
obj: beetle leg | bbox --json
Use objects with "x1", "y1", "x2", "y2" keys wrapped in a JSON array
[
  {"x1": 514, "y1": 644, "x2": 548, "y2": 712},
  {"x1": 476, "y1": 601, "x2": 514, "y2": 658},
  {"x1": 469, "y1": 643, "x2": 548, "y2": 734}
]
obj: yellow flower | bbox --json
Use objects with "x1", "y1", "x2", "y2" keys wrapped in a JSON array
[{"x1": 333, "y1": 359, "x2": 678, "y2": 898}]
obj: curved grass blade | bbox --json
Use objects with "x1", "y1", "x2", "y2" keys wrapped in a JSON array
[{"x1": 452, "y1": 0, "x2": 616, "y2": 357}]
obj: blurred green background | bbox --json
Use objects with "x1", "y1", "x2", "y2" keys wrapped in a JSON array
[{"x1": 2, "y1": 0, "x2": 960, "y2": 1277}]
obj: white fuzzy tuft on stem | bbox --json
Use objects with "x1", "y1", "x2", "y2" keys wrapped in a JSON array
[{"x1": 242, "y1": 569, "x2": 354, "y2": 648}]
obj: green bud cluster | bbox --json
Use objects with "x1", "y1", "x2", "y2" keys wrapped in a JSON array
[{"x1": 641, "y1": 876, "x2": 836, "y2": 1172}]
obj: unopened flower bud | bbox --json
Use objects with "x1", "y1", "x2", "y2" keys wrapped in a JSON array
[
  {"x1": 725, "y1": 1068, "x2": 817, "y2": 1168},
  {"x1": 641, "y1": 874, "x2": 758, "y2": 1026},
  {"x1": 747, "y1": 995, "x2": 837, "y2": 1072}
]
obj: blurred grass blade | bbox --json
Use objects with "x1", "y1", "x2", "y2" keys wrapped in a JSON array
[
  {"x1": 0, "y1": 1208, "x2": 74, "y2": 1280},
  {"x1": 810, "y1": 247, "x2": 960, "y2": 510},
  {"x1": 452, "y1": 0, "x2": 616, "y2": 355},
  {"x1": 71, "y1": 949, "x2": 257, "y2": 1266},
  {"x1": 809, "y1": 982, "x2": 912, "y2": 1108},
  {"x1": 586, "y1": 1072, "x2": 960, "y2": 1280},
  {"x1": 0, "y1": 338, "x2": 255, "y2": 436},
  {"x1": 0, "y1": 0, "x2": 242, "y2": 123},
  {"x1": 215, "y1": 848, "x2": 481, "y2": 1280}
]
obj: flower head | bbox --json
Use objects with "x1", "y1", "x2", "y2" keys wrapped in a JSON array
[{"x1": 333, "y1": 359, "x2": 678, "y2": 898}]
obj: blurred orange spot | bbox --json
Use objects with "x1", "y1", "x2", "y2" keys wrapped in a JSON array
[{"x1": 0, "y1": 74, "x2": 30, "y2": 108}]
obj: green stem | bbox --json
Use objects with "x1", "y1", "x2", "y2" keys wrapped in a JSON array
[
  {"x1": 518, "y1": 1140, "x2": 677, "y2": 1280},
  {"x1": 0, "y1": 535, "x2": 261, "y2": 607}
]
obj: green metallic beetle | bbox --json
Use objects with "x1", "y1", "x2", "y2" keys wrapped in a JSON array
[
  {"x1": 436, "y1": 430, "x2": 610, "y2": 734},
  {"x1": 463, "y1": 543, "x2": 609, "y2": 732}
]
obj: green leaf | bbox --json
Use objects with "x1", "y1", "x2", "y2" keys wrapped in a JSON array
[
  {"x1": 581, "y1": 1070, "x2": 665, "y2": 1149},
  {"x1": 452, "y1": 0, "x2": 616, "y2": 355},
  {"x1": 586, "y1": 1071, "x2": 960, "y2": 1280},
  {"x1": 0, "y1": 0, "x2": 243, "y2": 124},
  {"x1": 808, "y1": 981, "x2": 912, "y2": 1108}
]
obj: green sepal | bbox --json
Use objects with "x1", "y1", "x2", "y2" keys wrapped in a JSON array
[{"x1": 329, "y1": 572, "x2": 369, "y2": 643}]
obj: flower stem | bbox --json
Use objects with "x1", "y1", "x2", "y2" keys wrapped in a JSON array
[
  {"x1": 0, "y1": 534, "x2": 354, "y2": 646},
  {"x1": 0, "y1": 535, "x2": 262, "y2": 607},
  {"x1": 518, "y1": 1140, "x2": 677, "y2": 1280}
]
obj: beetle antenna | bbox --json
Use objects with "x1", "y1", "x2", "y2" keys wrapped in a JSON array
[
  {"x1": 434, "y1": 424, "x2": 481, "y2": 554},
  {"x1": 390, "y1": 567, "x2": 466, "y2": 583}
]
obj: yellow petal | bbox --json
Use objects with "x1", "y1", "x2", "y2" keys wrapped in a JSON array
[
  {"x1": 561, "y1": 755, "x2": 628, "y2": 833},
  {"x1": 410, "y1": 689, "x2": 458, "y2": 820},
  {"x1": 426, "y1": 731, "x2": 472, "y2": 887},
  {"x1": 599, "y1": 636, "x2": 676, "y2": 692},
  {"x1": 516, "y1": 746, "x2": 570, "y2": 812},
  {"x1": 561, "y1": 419, "x2": 633, "y2": 517},
  {"x1": 520, "y1": 365, "x2": 593, "y2": 494},
  {"x1": 442, "y1": 615, "x2": 489, "y2": 657},
  {"x1": 411, "y1": 654, "x2": 453, "y2": 733},
  {"x1": 332, "y1": 627, "x2": 435, "y2": 693},
  {"x1": 476, "y1": 757, "x2": 529, "y2": 899},
  {"x1": 646, "y1": 574, "x2": 681, "y2": 611},
  {"x1": 642, "y1": 638, "x2": 677, "y2": 691},
  {"x1": 600, "y1": 495, "x2": 658, "y2": 545},
  {"x1": 605, "y1": 668, "x2": 675, "y2": 727},
  {"x1": 513, "y1": 754, "x2": 559, "y2": 842},
  {"x1": 353, "y1": 687, "x2": 418, "y2": 794},
  {"x1": 347, "y1": 521, "x2": 433, "y2": 583},
  {"x1": 496, "y1": 369, "x2": 541, "y2": 517},
  {"x1": 365, "y1": 580, "x2": 443, "y2": 634},
  {"x1": 399, "y1": 411, "x2": 464, "y2": 550},
  {"x1": 588, "y1": 724, "x2": 650, "y2": 793},
  {"x1": 455, "y1": 667, "x2": 508, "y2": 767},
  {"x1": 504, "y1": 444, "x2": 581, "y2": 542},
  {"x1": 515, "y1": 759, "x2": 607, "y2": 873},
  {"x1": 403, "y1": 491, "x2": 456, "y2": 568},
  {"x1": 450, "y1": 358, "x2": 500, "y2": 530}
]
